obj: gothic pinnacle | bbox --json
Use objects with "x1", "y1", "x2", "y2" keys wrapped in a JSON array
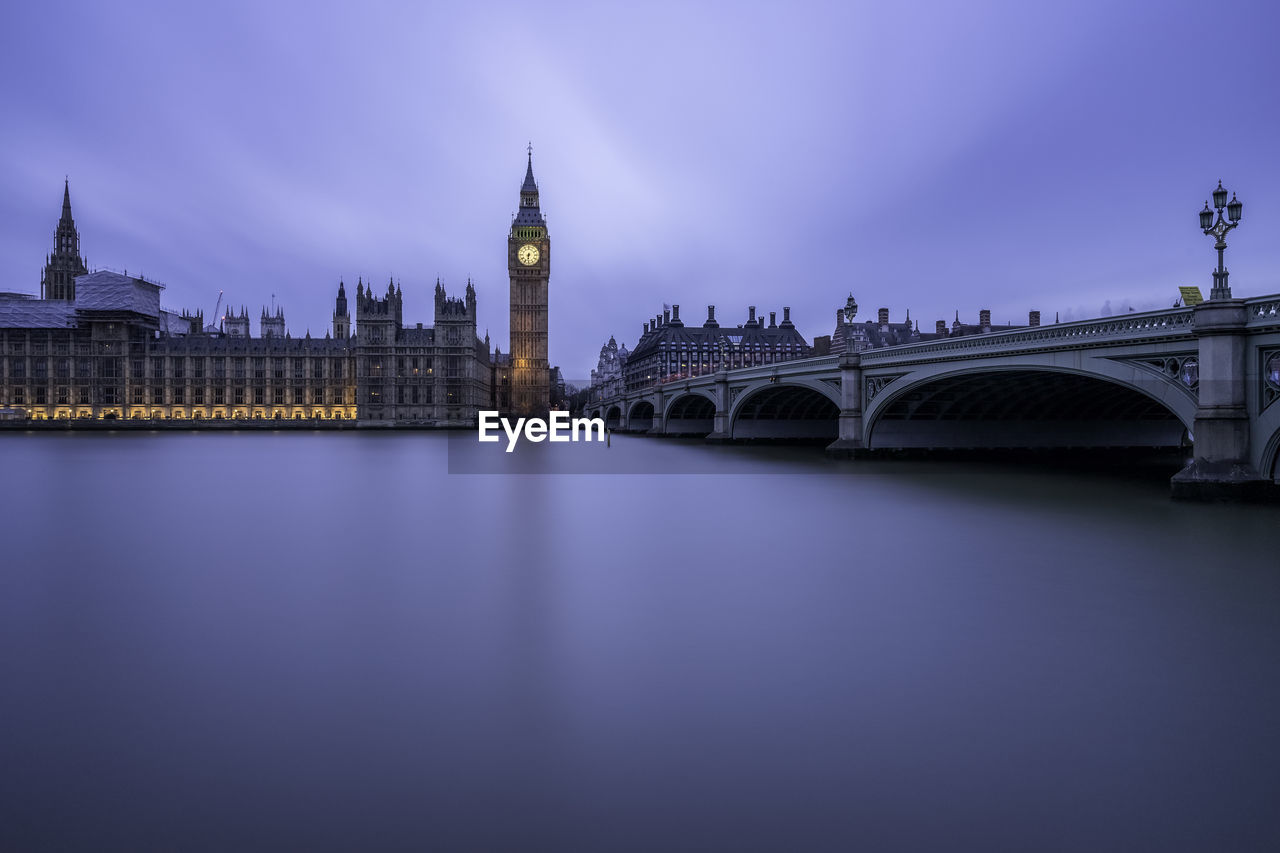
[{"x1": 522, "y1": 144, "x2": 538, "y2": 193}]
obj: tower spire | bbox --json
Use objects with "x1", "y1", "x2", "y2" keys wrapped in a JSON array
[
  {"x1": 42, "y1": 177, "x2": 87, "y2": 300},
  {"x1": 522, "y1": 143, "x2": 538, "y2": 194}
]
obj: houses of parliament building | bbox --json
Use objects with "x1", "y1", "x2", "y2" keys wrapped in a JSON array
[{"x1": 0, "y1": 158, "x2": 557, "y2": 425}]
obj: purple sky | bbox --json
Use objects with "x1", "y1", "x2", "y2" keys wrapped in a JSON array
[{"x1": 3, "y1": 0, "x2": 1278, "y2": 378}]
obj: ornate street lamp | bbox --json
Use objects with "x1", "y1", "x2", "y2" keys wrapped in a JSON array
[
  {"x1": 1200, "y1": 180, "x2": 1243, "y2": 300},
  {"x1": 842, "y1": 293, "x2": 859, "y2": 325}
]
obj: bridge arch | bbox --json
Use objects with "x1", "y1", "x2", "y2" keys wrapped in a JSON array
[
  {"x1": 863, "y1": 364, "x2": 1193, "y2": 450},
  {"x1": 664, "y1": 391, "x2": 717, "y2": 435},
  {"x1": 729, "y1": 382, "x2": 840, "y2": 441},
  {"x1": 627, "y1": 400, "x2": 655, "y2": 432},
  {"x1": 1258, "y1": 419, "x2": 1280, "y2": 482},
  {"x1": 604, "y1": 405, "x2": 622, "y2": 429}
]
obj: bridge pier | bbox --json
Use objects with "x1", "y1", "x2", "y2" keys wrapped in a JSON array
[
  {"x1": 705, "y1": 371, "x2": 732, "y2": 443},
  {"x1": 647, "y1": 389, "x2": 666, "y2": 435},
  {"x1": 826, "y1": 353, "x2": 865, "y2": 457},
  {"x1": 1172, "y1": 299, "x2": 1269, "y2": 500}
]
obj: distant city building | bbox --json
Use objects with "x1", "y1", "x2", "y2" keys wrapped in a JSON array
[
  {"x1": 550, "y1": 365, "x2": 566, "y2": 408},
  {"x1": 588, "y1": 335, "x2": 628, "y2": 400},
  {"x1": 622, "y1": 304, "x2": 810, "y2": 392},
  {"x1": 817, "y1": 296, "x2": 1038, "y2": 356},
  {"x1": 830, "y1": 305, "x2": 919, "y2": 353}
]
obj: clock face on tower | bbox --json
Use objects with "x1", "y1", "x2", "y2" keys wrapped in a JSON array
[{"x1": 518, "y1": 243, "x2": 540, "y2": 266}]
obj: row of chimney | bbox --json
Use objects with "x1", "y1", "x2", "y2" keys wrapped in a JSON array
[
  {"x1": 641, "y1": 304, "x2": 1045, "y2": 337},
  {"x1": 844, "y1": 306, "x2": 1043, "y2": 334},
  {"x1": 644, "y1": 305, "x2": 793, "y2": 334}
]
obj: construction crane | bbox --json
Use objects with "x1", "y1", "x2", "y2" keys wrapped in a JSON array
[{"x1": 212, "y1": 290, "x2": 224, "y2": 333}]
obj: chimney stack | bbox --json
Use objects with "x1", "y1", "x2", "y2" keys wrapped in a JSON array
[
  {"x1": 1029, "y1": 310, "x2": 1041, "y2": 327},
  {"x1": 878, "y1": 307, "x2": 889, "y2": 327},
  {"x1": 748, "y1": 305, "x2": 757, "y2": 325},
  {"x1": 936, "y1": 319, "x2": 947, "y2": 336},
  {"x1": 672, "y1": 304, "x2": 680, "y2": 322},
  {"x1": 979, "y1": 309, "x2": 991, "y2": 331},
  {"x1": 708, "y1": 305, "x2": 716, "y2": 322},
  {"x1": 782, "y1": 306, "x2": 791, "y2": 325},
  {"x1": 663, "y1": 308, "x2": 670, "y2": 325},
  {"x1": 769, "y1": 311, "x2": 776, "y2": 327},
  {"x1": 644, "y1": 321, "x2": 650, "y2": 333}
]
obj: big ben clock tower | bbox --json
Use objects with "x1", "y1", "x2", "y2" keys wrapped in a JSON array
[{"x1": 509, "y1": 145, "x2": 551, "y2": 415}]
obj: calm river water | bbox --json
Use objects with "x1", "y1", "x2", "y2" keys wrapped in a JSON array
[{"x1": 1, "y1": 432, "x2": 1277, "y2": 851}]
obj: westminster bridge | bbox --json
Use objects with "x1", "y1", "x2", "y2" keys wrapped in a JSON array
[{"x1": 585, "y1": 295, "x2": 1280, "y2": 498}]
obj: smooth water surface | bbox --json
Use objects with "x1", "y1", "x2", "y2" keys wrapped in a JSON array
[{"x1": 1, "y1": 432, "x2": 1277, "y2": 851}]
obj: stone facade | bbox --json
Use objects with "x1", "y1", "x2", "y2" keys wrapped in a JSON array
[
  {"x1": 352, "y1": 276, "x2": 491, "y2": 426},
  {"x1": 622, "y1": 303, "x2": 811, "y2": 392},
  {"x1": 0, "y1": 182, "x2": 497, "y2": 426},
  {"x1": 0, "y1": 271, "x2": 357, "y2": 422}
]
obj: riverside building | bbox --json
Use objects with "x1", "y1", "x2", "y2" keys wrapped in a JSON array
[
  {"x1": 0, "y1": 179, "x2": 516, "y2": 426},
  {"x1": 622, "y1": 304, "x2": 811, "y2": 392}
]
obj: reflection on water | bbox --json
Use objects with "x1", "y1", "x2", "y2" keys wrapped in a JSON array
[{"x1": 1, "y1": 432, "x2": 1277, "y2": 851}]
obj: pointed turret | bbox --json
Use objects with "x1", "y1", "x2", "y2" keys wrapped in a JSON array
[
  {"x1": 41, "y1": 178, "x2": 88, "y2": 300},
  {"x1": 522, "y1": 143, "x2": 538, "y2": 194},
  {"x1": 224, "y1": 303, "x2": 251, "y2": 337},
  {"x1": 261, "y1": 303, "x2": 286, "y2": 338},
  {"x1": 60, "y1": 179, "x2": 73, "y2": 224}
]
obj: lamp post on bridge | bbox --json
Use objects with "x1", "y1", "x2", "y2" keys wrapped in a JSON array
[
  {"x1": 825, "y1": 292, "x2": 865, "y2": 457},
  {"x1": 1172, "y1": 179, "x2": 1266, "y2": 498},
  {"x1": 1199, "y1": 180, "x2": 1243, "y2": 300},
  {"x1": 842, "y1": 293, "x2": 858, "y2": 325}
]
